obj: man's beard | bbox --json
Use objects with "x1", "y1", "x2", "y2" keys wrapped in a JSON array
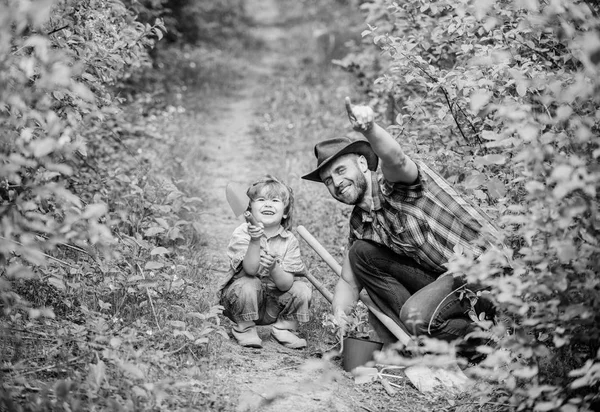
[{"x1": 336, "y1": 173, "x2": 368, "y2": 205}]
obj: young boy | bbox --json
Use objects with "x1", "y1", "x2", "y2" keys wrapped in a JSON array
[{"x1": 219, "y1": 175, "x2": 312, "y2": 349}]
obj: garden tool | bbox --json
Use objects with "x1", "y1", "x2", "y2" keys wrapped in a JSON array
[
  {"x1": 295, "y1": 225, "x2": 472, "y2": 394},
  {"x1": 225, "y1": 182, "x2": 265, "y2": 241},
  {"x1": 225, "y1": 182, "x2": 252, "y2": 220}
]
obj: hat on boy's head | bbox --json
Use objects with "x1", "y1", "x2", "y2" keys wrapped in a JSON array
[{"x1": 301, "y1": 137, "x2": 378, "y2": 182}]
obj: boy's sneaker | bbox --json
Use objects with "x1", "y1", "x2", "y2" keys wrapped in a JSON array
[{"x1": 232, "y1": 325, "x2": 262, "y2": 348}]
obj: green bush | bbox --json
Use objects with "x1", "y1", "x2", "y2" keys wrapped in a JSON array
[{"x1": 348, "y1": 0, "x2": 600, "y2": 409}]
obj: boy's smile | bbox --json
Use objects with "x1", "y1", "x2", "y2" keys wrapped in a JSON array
[{"x1": 250, "y1": 196, "x2": 286, "y2": 230}]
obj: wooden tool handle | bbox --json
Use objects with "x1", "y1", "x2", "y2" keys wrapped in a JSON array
[
  {"x1": 296, "y1": 226, "x2": 342, "y2": 275},
  {"x1": 304, "y1": 272, "x2": 334, "y2": 303},
  {"x1": 244, "y1": 211, "x2": 259, "y2": 226},
  {"x1": 296, "y1": 225, "x2": 412, "y2": 346}
]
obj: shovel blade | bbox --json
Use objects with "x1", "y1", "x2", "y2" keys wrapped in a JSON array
[{"x1": 226, "y1": 182, "x2": 249, "y2": 218}]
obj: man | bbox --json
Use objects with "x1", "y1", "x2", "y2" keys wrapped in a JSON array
[{"x1": 302, "y1": 97, "x2": 498, "y2": 345}]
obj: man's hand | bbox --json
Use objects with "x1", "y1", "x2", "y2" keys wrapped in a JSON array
[
  {"x1": 333, "y1": 307, "x2": 349, "y2": 338},
  {"x1": 345, "y1": 96, "x2": 374, "y2": 133}
]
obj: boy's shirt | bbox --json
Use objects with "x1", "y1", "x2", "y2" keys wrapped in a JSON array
[{"x1": 219, "y1": 223, "x2": 307, "y2": 293}]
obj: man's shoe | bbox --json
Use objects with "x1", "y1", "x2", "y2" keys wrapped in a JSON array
[
  {"x1": 232, "y1": 326, "x2": 262, "y2": 348},
  {"x1": 271, "y1": 327, "x2": 307, "y2": 349}
]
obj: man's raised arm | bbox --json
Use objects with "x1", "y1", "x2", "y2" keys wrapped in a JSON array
[{"x1": 345, "y1": 97, "x2": 418, "y2": 184}]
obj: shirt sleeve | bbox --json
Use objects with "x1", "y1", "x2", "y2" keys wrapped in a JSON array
[
  {"x1": 381, "y1": 165, "x2": 424, "y2": 201},
  {"x1": 227, "y1": 223, "x2": 250, "y2": 273},
  {"x1": 280, "y1": 234, "x2": 307, "y2": 276}
]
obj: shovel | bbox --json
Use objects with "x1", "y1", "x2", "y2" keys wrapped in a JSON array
[{"x1": 225, "y1": 182, "x2": 258, "y2": 225}]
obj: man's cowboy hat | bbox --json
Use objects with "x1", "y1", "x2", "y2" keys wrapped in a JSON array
[{"x1": 301, "y1": 137, "x2": 379, "y2": 182}]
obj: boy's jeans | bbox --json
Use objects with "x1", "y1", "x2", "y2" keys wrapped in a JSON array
[
  {"x1": 220, "y1": 275, "x2": 312, "y2": 325},
  {"x1": 348, "y1": 240, "x2": 491, "y2": 343}
]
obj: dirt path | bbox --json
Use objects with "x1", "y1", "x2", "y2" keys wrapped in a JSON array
[
  {"x1": 171, "y1": 1, "x2": 426, "y2": 411},
  {"x1": 189, "y1": 1, "x2": 361, "y2": 410}
]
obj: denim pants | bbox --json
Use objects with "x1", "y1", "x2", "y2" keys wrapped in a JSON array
[
  {"x1": 220, "y1": 275, "x2": 312, "y2": 325},
  {"x1": 348, "y1": 240, "x2": 486, "y2": 343}
]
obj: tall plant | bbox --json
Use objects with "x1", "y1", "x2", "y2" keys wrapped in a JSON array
[
  {"x1": 0, "y1": 0, "x2": 164, "y2": 310},
  {"x1": 352, "y1": 0, "x2": 600, "y2": 409}
]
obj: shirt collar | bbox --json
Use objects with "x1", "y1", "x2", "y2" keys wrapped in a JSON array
[{"x1": 265, "y1": 225, "x2": 290, "y2": 239}]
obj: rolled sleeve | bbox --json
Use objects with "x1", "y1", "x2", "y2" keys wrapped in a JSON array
[
  {"x1": 227, "y1": 224, "x2": 251, "y2": 273},
  {"x1": 381, "y1": 167, "x2": 424, "y2": 201},
  {"x1": 280, "y1": 235, "x2": 307, "y2": 276}
]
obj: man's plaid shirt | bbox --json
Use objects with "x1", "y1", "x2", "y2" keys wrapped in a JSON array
[{"x1": 348, "y1": 160, "x2": 500, "y2": 274}]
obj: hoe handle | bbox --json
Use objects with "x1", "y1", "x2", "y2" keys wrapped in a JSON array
[{"x1": 296, "y1": 225, "x2": 412, "y2": 346}]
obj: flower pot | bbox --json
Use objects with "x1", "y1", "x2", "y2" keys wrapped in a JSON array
[{"x1": 342, "y1": 336, "x2": 383, "y2": 372}]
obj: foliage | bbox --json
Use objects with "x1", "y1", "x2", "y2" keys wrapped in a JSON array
[
  {"x1": 122, "y1": 0, "x2": 250, "y2": 45},
  {"x1": 322, "y1": 302, "x2": 371, "y2": 340},
  {"x1": 347, "y1": 0, "x2": 600, "y2": 409},
  {"x1": 0, "y1": 0, "x2": 231, "y2": 410}
]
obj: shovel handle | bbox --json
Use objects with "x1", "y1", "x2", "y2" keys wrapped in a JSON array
[{"x1": 244, "y1": 211, "x2": 259, "y2": 226}]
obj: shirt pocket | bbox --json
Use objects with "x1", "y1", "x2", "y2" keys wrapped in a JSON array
[{"x1": 382, "y1": 213, "x2": 428, "y2": 252}]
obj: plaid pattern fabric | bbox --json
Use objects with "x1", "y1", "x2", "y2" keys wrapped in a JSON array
[{"x1": 348, "y1": 160, "x2": 500, "y2": 274}]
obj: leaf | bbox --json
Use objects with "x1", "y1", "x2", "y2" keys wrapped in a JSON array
[
  {"x1": 48, "y1": 276, "x2": 66, "y2": 290},
  {"x1": 170, "y1": 320, "x2": 186, "y2": 329},
  {"x1": 525, "y1": 180, "x2": 544, "y2": 193},
  {"x1": 470, "y1": 89, "x2": 491, "y2": 112},
  {"x1": 352, "y1": 367, "x2": 378, "y2": 384},
  {"x1": 144, "y1": 261, "x2": 164, "y2": 270},
  {"x1": 481, "y1": 131, "x2": 499, "y2": 140},
  {"x1": 150, "y1": 247, "x2": 169, "y2": 256},
  {"x1": 144, "y1": 226, "x2": 165, "y2": 237},
  {"x1": 485, "y1": 154, "x2": 506, "y2": 164},
  {"x1": 120, "y1": 363, "x2": 145, "y2": 379},
  {"x1": 32, "y1": 138, "x2": 56, "y2": 158},
  {"x1": 71, "y1": 82, "x2": 95, "y2": 102},
  {"x1": 512, "y1": 365, "x2": 538, "y2": 379},
  {"x1": 87, "y1": 360, "x2": 106, "y2": 389},
  {"x1": 463, "y1": 173, "x2": 486, "y2": 189},
  {"x1": 83, "y1": 203, "x2": 108, "y2": 219},
  {"x1": 486, "y1": 179, "x2": 506, "y2": 199},
  {"x1": 155, "y1": 217, "x2": 169, "y2": 229}
]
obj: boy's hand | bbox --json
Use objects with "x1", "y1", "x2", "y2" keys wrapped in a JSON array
[
  {"x1": 247, "y1": 223, "x2": 264, "y2": 241},
  {"x1": 260, "y1": 252, "x2": 277, "y2": 271},
  {"x1": 345, "y1": 96, "x2": 374, "y2": 133}
]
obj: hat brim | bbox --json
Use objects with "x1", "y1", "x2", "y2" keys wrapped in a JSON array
[{"x1": 301, "y1": 140, "x2": 379, "y2": 182}]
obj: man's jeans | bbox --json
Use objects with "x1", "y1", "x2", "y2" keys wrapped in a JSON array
[{"x1": 348, "y1": 240, "x2": 480, "y2": 343}]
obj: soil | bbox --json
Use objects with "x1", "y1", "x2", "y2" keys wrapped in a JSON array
[{"x1": 155, "y1": 1, "x2": 454, "y2": 411}]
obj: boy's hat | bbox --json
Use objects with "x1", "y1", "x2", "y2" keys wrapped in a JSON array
[{"x1": 301, "y1": 137, "x2": 378, "y2": 182}]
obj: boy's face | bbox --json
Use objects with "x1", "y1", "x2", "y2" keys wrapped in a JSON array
[{"x1": 249, "y1": 190, "x2": 287, "y2": 229}]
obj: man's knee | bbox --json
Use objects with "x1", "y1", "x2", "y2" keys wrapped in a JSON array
[
  {"x1": 348, "y1": 240, "x2": 380, "y2": 270},
  {"x1": 399, "y1": 302, "x2": 428, "y2": 335}
]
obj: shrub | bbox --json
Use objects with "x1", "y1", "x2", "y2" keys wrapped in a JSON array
[{"x1": 348, "y1": 0, "x2": 600, "y2": 409}]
